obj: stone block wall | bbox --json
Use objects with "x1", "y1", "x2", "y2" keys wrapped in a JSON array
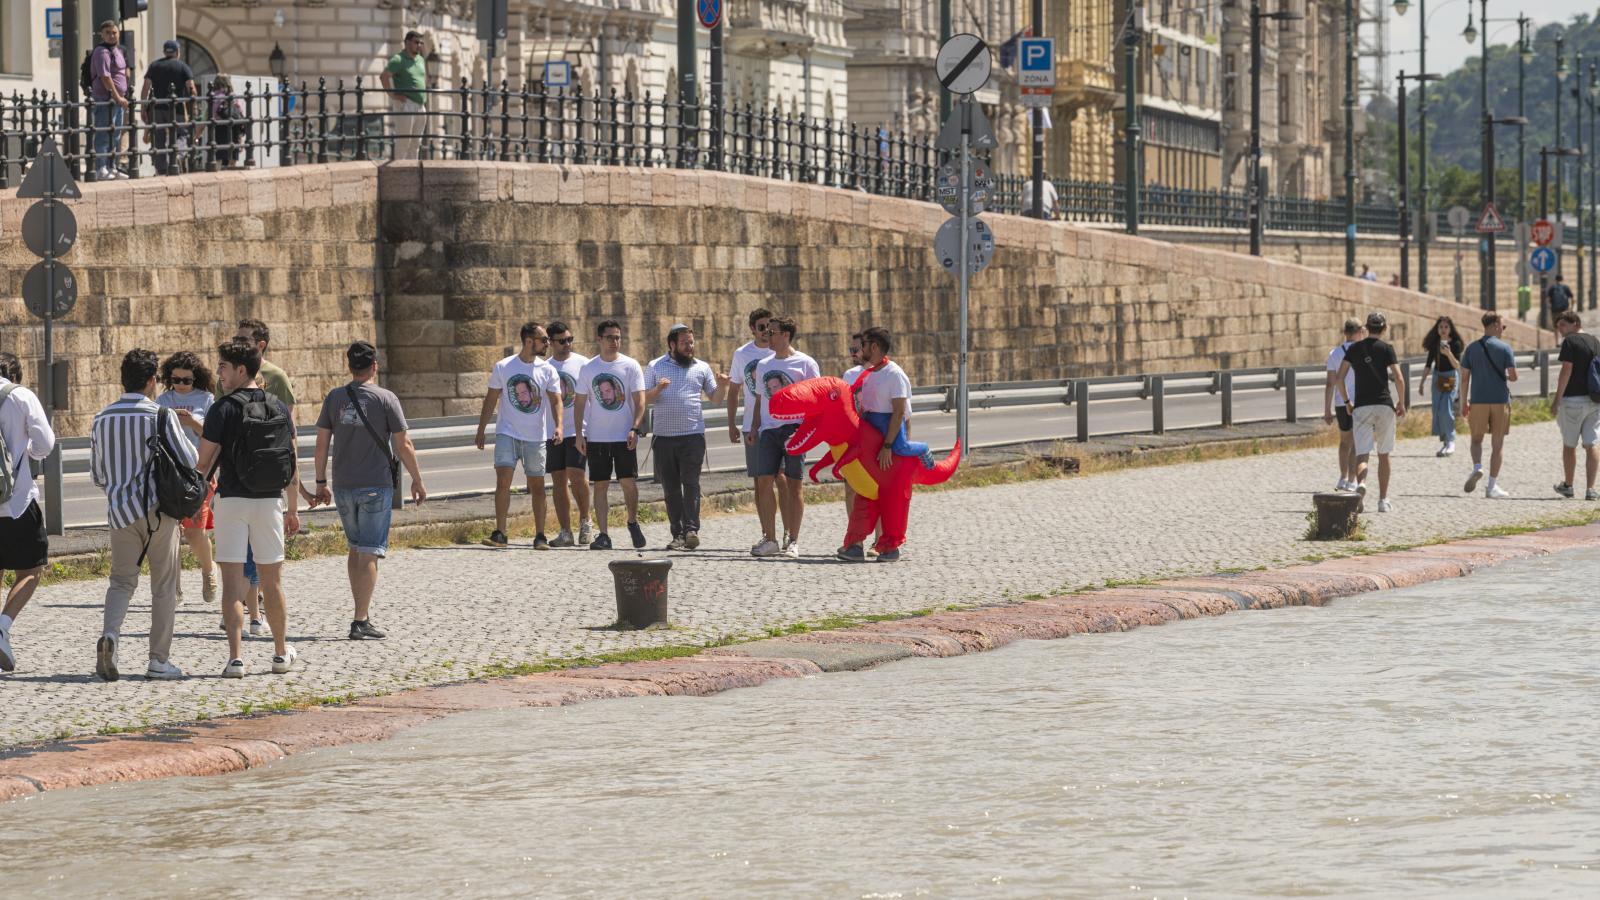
[{"x1": 0, "y1": 166, "x2": 380, "y2": 434}]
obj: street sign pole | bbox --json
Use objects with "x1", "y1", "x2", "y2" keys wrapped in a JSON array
[{"x1": 957, "y1": 97, "x2": 971, "y2": 449}]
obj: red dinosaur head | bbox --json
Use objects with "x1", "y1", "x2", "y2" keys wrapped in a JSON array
[{"x1": 768, "y1": 376, "x2": 861, "y2": 455}]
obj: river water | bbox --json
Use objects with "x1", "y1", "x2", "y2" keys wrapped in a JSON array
[{"x1": 7, "y1": 550, "x2": 1600, "y2": 898}]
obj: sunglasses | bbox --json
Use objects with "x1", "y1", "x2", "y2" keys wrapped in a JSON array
[
  {"x1": 168, "y1": 376, "x2": 194, "y2": 385},
  {"x1": 755, "y1": 324, "x2": 770, "y2": 333},
  {"x1": 554, "y1": 336, "x2": 574, "y2": 345}
]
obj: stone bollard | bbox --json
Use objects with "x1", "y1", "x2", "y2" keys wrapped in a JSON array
[
  {"x1": 607, "y1": 558, "x2": 673, "y2": 630},
  {"x1": 1310, "y1": 492, "x2": 1363, "y2": 540}
]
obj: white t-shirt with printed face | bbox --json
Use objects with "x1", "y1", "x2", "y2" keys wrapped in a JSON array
[
  {"x1": 577, "y1": 354, "x2": 647, "y2": 443},
  {"x1": 490, "y1": 354, "x2": 563, "y2": 442},
  {"x1": 546, "y1": 352, "x2": 589, "y2": 439},
  {"x1": 755, "y1": 350, "x2": 821, "y2": 431},
  {"x1": 731, "y1": 341, "x2": 773, "y2": 434},
  {"x1": 856, "y1": 361, "x2": 913, "y2": 417}
]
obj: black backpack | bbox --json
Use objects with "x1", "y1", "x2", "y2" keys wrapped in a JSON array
[
  {"x1": 146, "y1": 407, "x2": 207, "y2": 521},
  {"x1": 220, "y1": 390, "x2": 296, "y2": 494},
  {"x1": 79, "y1": 51, "x2": 93, "y2": 93}
]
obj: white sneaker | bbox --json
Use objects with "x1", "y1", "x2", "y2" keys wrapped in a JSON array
[
  {"x1": 113, "y1": 169, "x2": 130, "y2": 180},
  {"x1": 1376, "y1": 498, "x2": 1394, "y2": 513},
  {"x1": 1444, "y1": 442, "x2": 1456, "y2": 456},
  {"x1": 271, "y1": 644, "x2": 298, "y2": 674},
  {"x1": 95, "y1": 167, "x2": 111, "y2": 181},
  {"x1": 249, "y1": 619, "x2": 265, "y2": 637},
  {"x1": 145, "y1": 659, "x2": 185, "y2": 680},
  {"x1": 578, "y1": 522, "x2": 594, "y2": 545},
  {"x1": 1435, "y1": 445, "x2": 1449, "y2": 458},
  {"x1": 1486, "y1": 484, "x2": 1511, "y2": 499},
  {"x1": 222, "y1": 658, "x2": 245, "y2": 678},
  {"x1": 1335, "y1": 479, "x2": 1349, "y2": 492},
  {"x1": 1464, "y1": 469, "x2": 1484, "y2": 493},
  {"x1": 1355, "y1": 482, "x2": 1368, "y2": 497},
  {"x1": 751, "y1": 538, "x2": 781, "y2": 558},
  {"x1": 0, "y1": 627, "x2": 13, "y2": 672},
  {"x1": 783, "y1": 541, "x2": 800, "y2": 559}
]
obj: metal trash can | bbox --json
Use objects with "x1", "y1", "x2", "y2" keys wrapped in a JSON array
[{"x1": 607, "y1": 558, "x2": 672, "y2": 629}]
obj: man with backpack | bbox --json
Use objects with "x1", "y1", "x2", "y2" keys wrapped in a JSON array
[
  {"x1": 0, "y1": 353, "x2": 57, "y2": 673},
  {"x1": 1551, "y1": 310, "x2": 1600, "y2": 501},
  {"x1": 311, "y1": 341, "x2": 426, "y2": 640},
  {"x1": 1545, "y1": 275, "x2": 1575, "y2": 329},
  {"x1": 1459, "y1": 312, "x2": 1520, "y2": 499},
  {"x1": 140, "y1": 39, "x2": 197, "y2": 176},
  {"x1": 198, "y1": 338, "x2": 301, "y2": 678},
  {"x1": 89, "y1": 350, "x2": 199, "y2": 681},
  {"x1": 87, "y1": 20, "x2": 131, "y2": 181}
]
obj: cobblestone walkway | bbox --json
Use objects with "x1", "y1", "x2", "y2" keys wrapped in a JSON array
[{"x1": 3, "y1": 420, "x2": 1593, "y2": 747}]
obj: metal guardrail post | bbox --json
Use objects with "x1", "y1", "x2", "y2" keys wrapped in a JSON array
[
  {"x1": 1075, "y1": 379, "x2": 1090, "y2": 442},
  {"x1": 1399, "y1": 362, "x2": 1411, "y2": 408},
  {"x1": 1151, "y1": 375, "x2": 1165, "y2": 434},
  {"x1": 1281, "y1": 367, "x2": 1297, "y2": 423},
  {"x1": 1220, "y1": 372, "x2": 1234, "y2": 427},
  {"x1": 1539, "y1": 350, "x2": 1551, "y2": 396}
]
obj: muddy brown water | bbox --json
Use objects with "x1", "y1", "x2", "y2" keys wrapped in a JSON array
[{"x1": 6, "y1": 551, "x2": 1600, "y2": 897}]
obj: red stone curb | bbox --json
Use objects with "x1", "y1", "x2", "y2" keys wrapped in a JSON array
[{"x1": 4, "y1": 523, "x2": 1598, "y2": 803}]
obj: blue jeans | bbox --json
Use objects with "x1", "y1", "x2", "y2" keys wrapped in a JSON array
[
  {"x1": 93, "y1": 102, "x2": 124, "y2": 173},
  {"x1": 1432, "y1": 373, "x2": 1458, "y2": 442},
  {"x1": 863, "y1": 411, "x2": 934, "y2": 468},
  {"x1": 334, "y1": 486, "x2": 394, "y2": 557}
]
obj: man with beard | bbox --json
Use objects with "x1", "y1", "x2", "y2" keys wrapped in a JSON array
[{"x1": 645, "y1": 324, "x2": 731, "y2": 550}]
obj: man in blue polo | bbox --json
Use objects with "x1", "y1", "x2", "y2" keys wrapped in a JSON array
[{"x1": 646, "y1": 324, "x2": 730, "y2": 550}]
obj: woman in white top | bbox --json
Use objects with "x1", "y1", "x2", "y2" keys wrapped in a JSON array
[{"x1": 156, "y1": 351, "x2": 219, "y2": 602}]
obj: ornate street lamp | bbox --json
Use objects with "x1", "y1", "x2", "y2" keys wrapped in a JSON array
[
  {"x1": 268, "y1": 43, "x2": 287, "y2": 80},
  {"x1": 1392, "y1": 0, "x2": 1409, "y2": 14},
  {"x1": 1462, "y1": 13, "x2": 1477, "y2": 45}
]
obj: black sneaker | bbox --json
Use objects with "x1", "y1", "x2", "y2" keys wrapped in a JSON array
[
  {"x1": 1555, "y1": 481, "x2": 1576, "y2": 499},
  {"x1": 349, "y1": 620, "x2": 387, "y2": 640},
  {"x1": 628, "y1": 522, "x2": 647, "y2": 549},
  {"x1": 683, "y1": 531, "x2": 700, "y2": 550},
  {"x1": 667, "y1": 536, "x2": 686, "y2": 551},
  {"x1": 533, "y1": 534, "x2": 551, "y2": 550},
  {"x1": 590, "y1": 532, "x2": 613, "y2": 550},
  {"x1": 835, "y1": 544, "x2": 867, "y2": 563},
  {"x1": 482, "y1": 530, "x2": 510, "y2": 548},
  {"x1": 875, "y1": 548, "x2": 902, "y2": 563}
]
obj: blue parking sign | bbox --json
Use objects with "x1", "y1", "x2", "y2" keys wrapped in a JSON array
[
  {"x1": 1018, "y1": 37, "x2": 1054, "y2": 88},
  {"x1": 1530, "y1": 246, "x2": 1557, "y2": 273}
]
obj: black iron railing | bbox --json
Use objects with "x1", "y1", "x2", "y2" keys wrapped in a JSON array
[{"x1": 1, "y1": 77, "x2": 1407, "y2": 235}]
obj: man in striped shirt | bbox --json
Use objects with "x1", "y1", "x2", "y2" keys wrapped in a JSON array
[
  {"x1": 90, "y1": 349, "x2": 197, "y2": 681},
  {"x1": 644, "y1": 324, "x2": 731, "y2": 550}
]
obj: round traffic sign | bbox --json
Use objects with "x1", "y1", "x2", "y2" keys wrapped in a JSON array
[
  {"x1": 1530, "y1": 246, "x2": 1557, "y2": 273},
  {"x1": 1447, "y1": 205, "x2": 1471, "y2": 234},
  {"x1": 934, "y1": 216, "x2": 995, "y2": 275},
  {"x1": 935, "y1": 161, "x2": 990, "y2": 216},
  {"x1": 22, "y1": 259, "x2": 77, "y2": 320},
  {"x1": 935, "y1": 34, "x2": 992, "y2": 95},
  {"x1": 696, "y1": 0, "x2": 721, "y2": 29},
  {"x1": 1531, "y1": 218, "x2": 1556, "y2": 247},
  {"x1": 21, "y1": 199, "x2": 78, "y2": 258}
]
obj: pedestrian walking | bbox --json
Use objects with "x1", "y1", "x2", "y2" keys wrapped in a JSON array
[
  {"x1": 139, "y1": 39, "x2": 196, "y2": 176},
  {"x1": 89, "y1": 20, "x2": 130, "y2": 181},
  {"x1": 544, "y1": 321, "x2": 593, "y2": 547},
  {"x1": 1323, "y1": 318, "x2": 1364, "y2": 491},
  {"x1": 1359, "y1": 264, "x2": 1378, "y2": 282},
  {"x1": 206, "y1": 74, "x2": 245, "y2": 169},
  {"x1": 198, "y1": 338, "x2": 301, "y2": 678},
  {"x1": 750, "y1": 316, "x2": 820, "y2": 558},
  {"x1": 0, "y1": 353, "x2": 56, "y2": 673},
  {"x1": 1334, "y1": 312, "x2": 1407, "y2": 512},
  {"x1": 474, "y1": 322, "x2": 563, "y2": 549},
  {"x1": 645, "y1": 324, "x2": 731, "y2": 550},
  {"x1": 234, "y1": 319, "x2": 305, "y2": 637},
  {"x1": 727, "y1": 308, "x2": 774, "y2": 546},
  {"x1": 380, "y1": 31, "x2": 429, "y2": 161},
  {"x1": 157, "y1": 351, "x2": 218, "y2": 603},
  {"x1": 312, "y1": 341, "x2": 426, "y2": 640},
  {"x1": 1459, "y1": 312, "x2": 1519, "y2": 499},
  {"x1": 1021, "y1": 175, "x2": 1059, "y2": 219},
  {"x1": 840, "y1": 332, "x2": 873, "y2": 553},
  {"x1": 1550, "y1": 311, "x2": 1600, "y2": 501},
  {"x1": 837, "y1": 326, "x2": 931, "y2": 563},
  {"x1": 90, "y1": 350, "x2": 198, "y2": 681},
  {"x1": 1547, "y1": 274, "x2": 1575, "y2": 319},
  {"x1": 1419, "y1": 316, "x2": 1464, "y2": 457},
  {"x1": 575, "y1": 320, "x2": 649, "y2": 550}
]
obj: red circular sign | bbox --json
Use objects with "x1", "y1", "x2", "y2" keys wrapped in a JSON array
[{"x1": 1532, "y1": 219, "x2": 1555, "y2": 247}]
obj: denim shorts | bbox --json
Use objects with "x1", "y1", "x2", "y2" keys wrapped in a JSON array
[
  {"x1": 335, "y1": 486, "x2": 394, "y2": 557},
  {"x1": 494, "y1": 433, "x2": 547, "y2": 477},
  {"x1": 755, "y1": 424, "x2": 803, "y2": 478}
]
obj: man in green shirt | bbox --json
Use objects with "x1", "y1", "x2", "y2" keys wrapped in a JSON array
[{"x1": 380, "y1": 31, "x2": 428, "y2": 160}]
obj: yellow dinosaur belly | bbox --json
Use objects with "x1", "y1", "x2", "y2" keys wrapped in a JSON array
[{"x1": 831, "y1": 443, "x2": 878, "y2": 499}]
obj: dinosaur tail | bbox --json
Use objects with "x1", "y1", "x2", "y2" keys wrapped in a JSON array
[{"x1": 914, "y1": 440, "x2": 962, "y2": 485}]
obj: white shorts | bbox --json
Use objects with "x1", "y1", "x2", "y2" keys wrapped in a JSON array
[
  {"x1": 1352, "y1": 405, "x2": 1397, "y2": 456},
  {"x1": 213, "y1": 496, "x2": 286, "y2": 565},
  {"x1": 1558, "y1": 396, "x2": 1600, "y2": 448}
]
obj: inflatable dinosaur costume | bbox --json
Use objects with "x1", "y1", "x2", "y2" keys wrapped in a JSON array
[{"x1": 768, "y1": 376, "x2": 961, "y2": 554}]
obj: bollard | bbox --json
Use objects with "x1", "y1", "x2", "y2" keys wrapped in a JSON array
[
  {"x1": 1283, "y1": 368, "x2": 1297, "y2": 423},
  {"x1": 1075, "y1": 379, "x2": 1091, "y2": 442},
  {"x1": 1220, "y1": 372, "x2": 1234, "y2": 427},
  {"x1": 1311, "y1": 492, "x2": 1363, "y2": 539},
  {"x1": 1151, "y1": 375, "x2": 1165, "y2": 434},
  {"x1": 1539, "y1": 350, "x2": 1551, "y2": 396},
  {"x1": 607, "y1": 558, "x2": 672, "y2": 629}
]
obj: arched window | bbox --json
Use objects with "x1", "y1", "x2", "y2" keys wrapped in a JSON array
[{"x1": 178, "y1": 36, "x2": 219, "y2": 86}]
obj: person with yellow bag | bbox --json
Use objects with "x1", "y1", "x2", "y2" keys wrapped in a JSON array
[{"x1": 1420, "y1": 316, "x2": 1466, "y2": 458}]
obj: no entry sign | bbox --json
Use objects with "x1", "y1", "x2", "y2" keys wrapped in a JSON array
[{"x1": 1531, "y1": 219, "x2": 1555, "y2": 247}]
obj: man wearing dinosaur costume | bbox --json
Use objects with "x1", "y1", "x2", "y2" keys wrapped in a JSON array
[{"x1": 767, "y1": 375, "x2": 960, "y2": 562}]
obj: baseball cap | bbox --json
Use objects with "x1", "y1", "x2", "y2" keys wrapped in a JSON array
[
  {"x1": 347, "y1": 340, "x2": 378, "y2": 368},
  {"x1": 163, "y1": 39, "x2": 180, "y2": 54},
  {"x1": 1365, "y1": 312, "x2": 1386, "y2": 330}
]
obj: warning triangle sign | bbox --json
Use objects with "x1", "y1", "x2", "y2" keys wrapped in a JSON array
[
  {"x1": 1475, "y1": 202, "x2": 1507, "y2": 233},
  {"x1": 936, "y1": 100, "x2": 998, "y2": 151},
  {"x1": 16, "y1": 138, "x2": 82, "y2": 200}
]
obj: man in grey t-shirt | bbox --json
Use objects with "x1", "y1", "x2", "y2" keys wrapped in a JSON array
[{"x1": 311, "y1": 342, "x2": 426, "y2": 640}]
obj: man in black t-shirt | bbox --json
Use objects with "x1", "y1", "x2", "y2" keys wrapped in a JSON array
[
  {"x1": 139, "y1": 39, "x2": 195, "y2": 175},
  {"x1": 1551, "y1": 310, "x2": 1600, "y2": 500},
  {"x1": 1334, "y1": 312, "x2": 1408, "y2": 512}
]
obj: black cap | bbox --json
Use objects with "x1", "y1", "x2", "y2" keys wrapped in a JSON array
[
  {"x1": 1365, "y1": 312, "x2": 1387, "y2": 330},
  {"x1": 347, "y1": 340, "x2": 378, "y2": 368}
]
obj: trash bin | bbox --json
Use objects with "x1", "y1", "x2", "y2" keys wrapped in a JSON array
[{"x1": 607, "y1": 558, "x2": 672, "y2": 629}]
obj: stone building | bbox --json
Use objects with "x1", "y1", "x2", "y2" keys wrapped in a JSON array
[{"x1": 1045, "y1": 0, "x2": 1118, "y2": 184}]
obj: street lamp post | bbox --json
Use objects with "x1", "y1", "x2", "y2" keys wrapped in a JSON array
[
  {"x1": 1539, "y1": 145, "x2": 1582, "y2": 327},
  {"x1": 1123, "y1": 2, "x2": 1143, "y2": 235},
  {"x1": 1590, "y1": 64, "x2": 1598, "y2": 309},
  {"x1": 1576, "y1": 52, "x2": 1586, "y2": 310},
  {"x1": 1557, "y1": 38, "x2": 1568, "y2": 234},
  {"x1": 1398, "y1": 72, "x2": 1410, "y2": 287},
  {"x1": 1393, "y1": 0, "x2": 1431, "y2": 291},
  {"x1": 1465, "y1": 0, "x2": 1495, "y2": 308},
  {"x1": 1518, "y1": 18, "x2": 1531, "y2": 315},
  {"x1": 1344, "y1": 0, "x2": 1357, "y2": 276},
  {"x1": 1249, "y1": 0, "x2": 1302, "y2": 256}
]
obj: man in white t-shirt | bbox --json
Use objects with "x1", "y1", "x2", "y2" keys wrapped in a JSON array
[
  {"x1": 728, "y1": 307, "x2": 774, "y2": 545},
  {"x1": 1321, "y1": 318, "x2": 1363, "y2": 492},
  {"x1": 750, "y1": 316, "x2": 821, "y2": 558},
  {"x1": 475, "y1": 322, "x2": 563, "y2": 550},
  {"x1": 544, "y1": 321, "x2": 593, "y2": 547},
  {"x1": 0, "y1": 353, "x2": 58, "y2": 673},
  {"x1": 839, "y1": 331, "x2": 877, "y2": 554},
  {"x1": 1021, "y1": 176, "x2": 1059, "y2": 219},
  {"x1": 575, "y1": 319, "x2": 649, "y2": 551}
]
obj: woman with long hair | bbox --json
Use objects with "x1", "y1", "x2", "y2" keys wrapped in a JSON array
[
  {"x1": 156, "y1": 351, "x2": 218, "y2": 603},
  {"x1": 1419, "y1": 316, "x2": 1465, "y2": 456}
]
